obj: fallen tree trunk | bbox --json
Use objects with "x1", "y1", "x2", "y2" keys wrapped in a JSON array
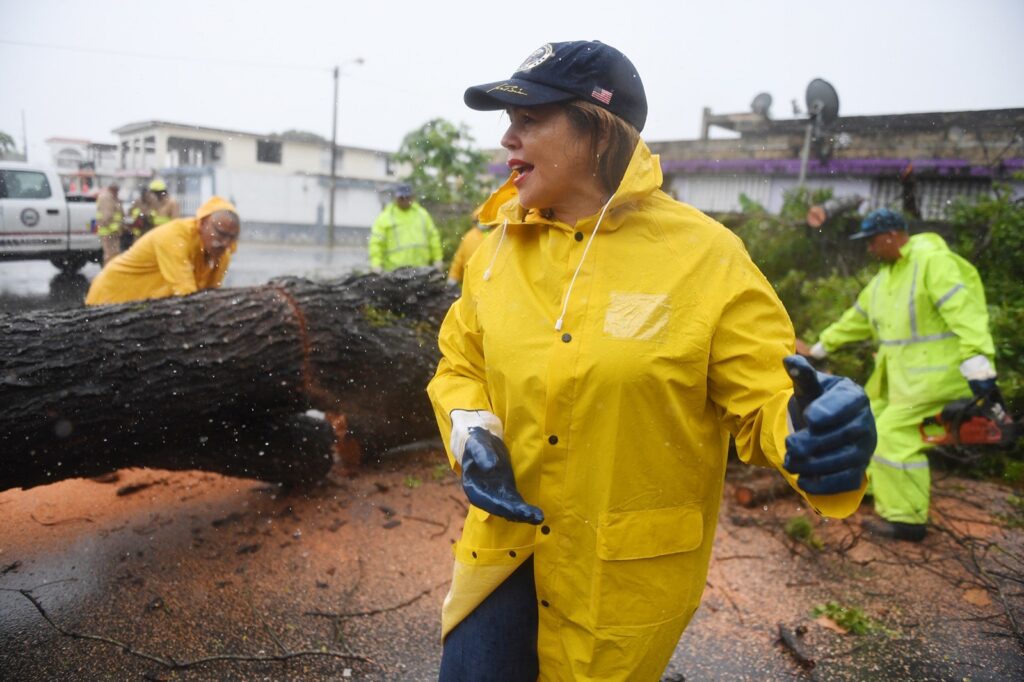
[
  {"x1": 733, "y1": 476, "x2": 797, "y2": 509},
  {"x1": 0, "y1": 268, "x2": 457, "y2": 491}
]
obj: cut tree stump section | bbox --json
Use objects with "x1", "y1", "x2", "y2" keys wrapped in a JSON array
[
  {"x1": 733, "y1": 474, "x2": 798, "y2": 508},
  {"x1": 0, "y1": 268, "x2": 458, "y2": 491}
]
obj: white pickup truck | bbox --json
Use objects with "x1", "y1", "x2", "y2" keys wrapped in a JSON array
[{"x1": 0, "y1": 161, "x2": 102, "y2": 272}]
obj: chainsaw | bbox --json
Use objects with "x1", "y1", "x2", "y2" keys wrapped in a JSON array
[{"x1": 920, "y1": 391, "x2": 1020, "y2": 447}]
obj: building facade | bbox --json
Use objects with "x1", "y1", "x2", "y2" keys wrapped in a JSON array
[
  {"x1": 111, "y1": 121, "x2": 403, "y2": 244},
  {"x1": 44, "y1": 137, "x2": 127, "y2": 197},
  {"x1": 648, "y1": 108, "x2": 1024, "y2": 219}
]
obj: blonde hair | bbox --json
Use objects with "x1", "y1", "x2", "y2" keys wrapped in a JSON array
[{"x1": 562, "y1": 100, "x2": 640, "y2": 194}]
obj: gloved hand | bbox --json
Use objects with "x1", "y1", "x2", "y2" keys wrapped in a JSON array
[
  {"x1": 968, "y1": 378, "x2": 998, "y2": 399},
  {"x1": 782, "y1": 355, "x2": 877, "y2": 495},
  {"x1": 450, "y1": 410, "x2": 544, "y2": 524}
]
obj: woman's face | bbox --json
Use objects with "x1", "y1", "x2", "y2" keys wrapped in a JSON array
[{"x1": 501, "y1": 105, "x2": 605, "y2": 222}]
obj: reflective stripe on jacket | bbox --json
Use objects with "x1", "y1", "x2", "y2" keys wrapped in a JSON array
[
  {"x1": 819, "y1": 232, "x2": 994, "y2": 406},
  {"x1": 368, "y1": 202, "x2": 441, "y2": 270},
  {"x1": 152, "y1": 196, "x2": 180, "y2": 227},
  {"x1": 427, "y1": 140, "x2": 864, "y2": 679},
  {"x1": 95, "y1": 190, "x2": 123, "y2": 237}
]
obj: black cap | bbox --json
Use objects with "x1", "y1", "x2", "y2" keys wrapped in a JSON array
[
  {"x1": 394, "y1": 183, "x2": 414, "y2": 198},
  {"x1": 464, "y1": 41, "x2": 647, "y2": 132}
]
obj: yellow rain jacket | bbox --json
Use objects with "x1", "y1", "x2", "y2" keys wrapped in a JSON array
[
  {"x1": 427, "y1": 141, "x2": 865, "y2": 679},
  {"x1": 85, "y1": 196, "x2": 238, "y2": 305},
  {"x1": 448, "y1": 225, "x2": 490, "y2": 284}
]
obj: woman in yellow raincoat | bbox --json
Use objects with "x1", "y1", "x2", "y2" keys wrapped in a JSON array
[{"x1": 428, "y1": 41, "x2": 876, "y2": 680}]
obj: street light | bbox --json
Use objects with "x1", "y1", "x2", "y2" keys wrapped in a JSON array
[{"x1": 328, "y1": 57, "x2": 364, "y2": 250}]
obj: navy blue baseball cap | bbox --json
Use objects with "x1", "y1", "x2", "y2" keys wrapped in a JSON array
[
  {"x1": 464, "y1": 41, "x2": 648, "y2": 132},
  {"x1": 394, "y1": 183, "x2": 414, "y2": 198},
  {"x1": 851, "y1": 208, "x2": 908, "y2": 240}
]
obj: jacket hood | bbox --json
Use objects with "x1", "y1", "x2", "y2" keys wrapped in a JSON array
[
  {"x1": 906, "y1": 232, "x2": 950, "y2": 255},
  {"x1": 477, "y1": 139, "x2": 663, "y2": 227},
  {"x1": 196, "y1": 196, "x2": 238, "y2": 222}
]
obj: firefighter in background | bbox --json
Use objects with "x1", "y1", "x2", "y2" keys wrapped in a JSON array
[
  {"x1": 124, "y1": 186, "x2": 158, "y2": 244},
  {"x1": 798, "y1": 208, "x2": 999, "y2": 542},
  {"x1": 368, "y1": 183, "x2": 442, "y2": 272},
  {"x1": 149, "y1": 178, "x2": 181, "y2": 228},
  {"x1": 95, "y1": 183, "x2": 124, "y2": 265}
]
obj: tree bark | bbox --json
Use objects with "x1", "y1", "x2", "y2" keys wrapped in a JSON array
[
  {"x1": 733, "y1": 475, "x2": 797, "y2": 508},
  {"x1": 0, "y1": 268, "x2": 457, "y2": 491}
]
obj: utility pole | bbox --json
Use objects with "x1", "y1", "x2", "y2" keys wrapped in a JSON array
[
  {"x1": 21, "y1": 109, "x2": 28, "y2": 162},
  {"x1": 328, "y1": 65, "x2": 339, "y2": 250},
  {"x1": 326, "y1": 58, "x2": 363, "y2": 250}
]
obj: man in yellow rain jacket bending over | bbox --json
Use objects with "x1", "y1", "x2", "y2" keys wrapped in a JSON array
[
  {"x1": 799, "y1": 208, "x2": 998, "y2": 542},
  {"x1": 85, "y1": 196, "x2": 240, "y2": 305}
]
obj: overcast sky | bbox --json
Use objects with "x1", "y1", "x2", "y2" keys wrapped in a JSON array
[{"x1": 2, "y1": 0, "x2": 1023, "y2": 161}]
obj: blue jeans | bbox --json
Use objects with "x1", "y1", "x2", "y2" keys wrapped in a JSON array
[{"x1": 438, "y1": 556, "x2": 539, "y2": 681}]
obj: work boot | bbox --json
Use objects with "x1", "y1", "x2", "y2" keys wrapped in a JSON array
[{"x1": 861, "y1": 518, "x2": 926, "y2": 542}]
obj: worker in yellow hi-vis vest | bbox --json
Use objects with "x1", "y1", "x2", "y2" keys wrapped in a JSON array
[
  {"x1": 799, "y1": 208, "x2": 998, "y2": 542},
  {"x1": 368, "y1": 183, "x2": 442, "y2": 272}
]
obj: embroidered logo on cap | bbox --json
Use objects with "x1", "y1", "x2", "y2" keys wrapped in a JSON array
[
  {"x1": 516, "y1": 43, "x2": 554, "y2": 73},
  {"x1": 488, "y1": 83, "x2": 529, "y2": 96}
]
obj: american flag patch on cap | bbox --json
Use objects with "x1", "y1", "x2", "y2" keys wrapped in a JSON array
[{"x1": 591, "y1": 87, "x2": 613, "y2": 104}]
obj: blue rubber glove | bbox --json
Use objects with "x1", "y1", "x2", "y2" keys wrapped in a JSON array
[
  {"x1": 461, "y1": 428, "x2": 544, "y2": 524},
  {"x1": 782, "y1": 355, "x2": 877, "y2": 495},
  {"x1": 449, "y1": 410, "x2": 544, "y2": 525},
  {"x1": 968, "y1": 378, "x2": 998, "y2": 399}
]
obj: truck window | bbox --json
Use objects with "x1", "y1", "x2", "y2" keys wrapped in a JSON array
[{"x1": 0, "y1": 170, "x2": 53, "y2": 200}]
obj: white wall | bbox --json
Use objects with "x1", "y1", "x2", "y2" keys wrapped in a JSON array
[
  {"x1": 213, "y1": 168, "x2": 383, "y2": 228},
  {"x1": 669, "y1": 174, "x2": 871, "y2": 213}
]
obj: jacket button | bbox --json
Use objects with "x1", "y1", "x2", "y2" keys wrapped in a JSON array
[
  {"x1": 541, "y1": 525, "x2": 550, "y2": 535},
  {"x1": 561, "y1": 333, "x2": 572, "y2": 343},
  {"x1": 509, "y1": 550, "x2": 517, "y2": 558},
  {"x1": 574, "y1": 231, "x2": 584, "y2": 241},
  {"x1": 548, "y1": 435, "x2": 558, "y2": 445},
  {"x1": 471, "y1": 551, "x2": 477, "y2": 559},
  {"x1": 541, "y1": 600, "x2": 550, "y2": 608}
]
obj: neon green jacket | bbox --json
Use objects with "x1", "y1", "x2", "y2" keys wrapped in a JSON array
[
  {"x1": 819, "y1": 233, "x2": 994, "y2": 406},
  {"x1": 427, "y1": 141, "x2": 864, "y2": 679},
  {"x1": 367, "y1": 202, "x2": 441, "y2": 270}
]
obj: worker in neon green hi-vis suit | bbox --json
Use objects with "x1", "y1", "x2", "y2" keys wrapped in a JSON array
[
  {"x1": 798, "y1": 209, "x2": 998, "y2": 542},
  {"x1": 367, "y1": 183, "x2": 443, "y2": 272}
]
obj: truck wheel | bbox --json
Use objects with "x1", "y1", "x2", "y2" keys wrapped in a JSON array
[{"x1": 50, "y1": 255, "x2": 87, "y2": 273}]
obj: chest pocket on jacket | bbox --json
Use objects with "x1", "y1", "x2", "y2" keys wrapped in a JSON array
[{"x1": 603, "y1": 292, "x2": 670, "y2": 343}]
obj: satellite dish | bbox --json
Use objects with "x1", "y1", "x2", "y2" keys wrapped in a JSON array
[
  {"x1": 805, "y1": 78, "x2": 839, "y2": 125},
  {"x1": 798, "y1": 78, "x2": 840, "y2": 185},
  {"x1": 750, "y1": 92, "x2": 773, "y2": 117}
]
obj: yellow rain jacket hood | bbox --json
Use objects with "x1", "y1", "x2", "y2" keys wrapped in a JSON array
[
  {"x1": 86, "y1": 196, "x2": 238, "y2": 305},
  {"x1": 428, "y1": 140, "x2": 864, "y2": 679}
]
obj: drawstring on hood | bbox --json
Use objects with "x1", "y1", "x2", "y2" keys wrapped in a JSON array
[
  {"x1": 481, "y1": 193, "x2": 617, "y2": 332},
  {"x1": 482, "y1": 219, "x2": 509, "y2": 281},
  {"x1": 555, "y1": 193, "x2": 615, "y2": 331}
]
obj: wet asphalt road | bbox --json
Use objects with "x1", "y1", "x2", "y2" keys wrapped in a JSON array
[{"x1": 0, "y1": 242, "x2": 370, "y2": 313}]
